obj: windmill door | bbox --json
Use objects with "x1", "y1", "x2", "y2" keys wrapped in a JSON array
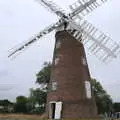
[{"x1": 49, "y1": 102, "x2": 62, "y2": 119}]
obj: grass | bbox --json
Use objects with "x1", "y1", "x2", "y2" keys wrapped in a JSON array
[
  {"x1": 0, "y1": 114, "x2": 45, "y2": 120},
  {"x1": 0, "y1": 114, "x2": 120, "y2": 120}
]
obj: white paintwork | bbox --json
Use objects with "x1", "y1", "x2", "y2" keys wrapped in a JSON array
[
  {"x1": 85, "y1": 81, "x2": 92, "y2": 99},
  {"x1": 55, "y1": 58, "x2": 59, "y2": 65},
  {"x1": 82, "y1": 57, "x2": 87, "y2": 65},
  {"x1": 56, "y1": 40, "x2": 61, "y2": 49},
  {"x1": 52, "y1": 81, "x2": 58, "y2": 91},
  {"x1": 49, "y1": 101, "x2": 62, "y2": 119},
  {"x1": 55, "y1": 102, "x2": 62, "y2": 119}
]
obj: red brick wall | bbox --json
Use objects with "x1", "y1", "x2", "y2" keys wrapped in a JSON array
[{"x1": 46, "y1": 31, "x2": 97, "y2": 118}]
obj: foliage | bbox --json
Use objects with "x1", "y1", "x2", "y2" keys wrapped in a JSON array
[
  {"x1": 29, "y1": 88, "x2": 47, "y2": 105},
  {"x1": 113, "y1": 102, "x2": 120, "y2": 112},
  {"x1": 91, "y1": 78, "x2": 113, "y2": 114},
  {"x1": 0, "y1": 99, "x2": 14, "y2": 113},
  {"x1": 36, "y1": 62, "x2": 51, "y2": 85},
  {"x1": 14, "y1": 96, "x2": 28, "y2": 113},
  {"x1": 0, "y1": 99, "x2": 13, "y2": 106},
  {"x1": 29, "y1": 62, "x2": 52, "y2": 114},
  {"x1": 29, "y1": 88, "x2": 47, "y2": 114}
]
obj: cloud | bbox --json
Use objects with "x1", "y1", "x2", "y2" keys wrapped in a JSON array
[
  {"x1": 0, "y1": 0, "x2": 120, "y2": 101},
  {"x1": 0, "y1": 84, "x2": 15, "y2": 91},
  {"x1": 0, "y1": 70, "x2": 9, "y2": 78},
  {"x1": 104, "y1": 83, "x2": 120, "y2": 102}
]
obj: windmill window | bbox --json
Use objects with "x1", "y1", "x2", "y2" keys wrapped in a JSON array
[
  {"x1": 55, "y1": 58, "x2": 59, "y2": 65},
  {"x1": 56, "y1": 41, "x2": 61, "y2": 49},
  {"x1": 85, "y1": 81, "x2": 92, "y2": 99},
  {"x1": 82, "y1": 57, "x2": 87, "y2": 65},
  {"x1": 51, "y1": 82, "x2": 58, "y2": 91}
]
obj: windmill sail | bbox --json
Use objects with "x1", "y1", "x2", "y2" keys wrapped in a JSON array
[
  {"x1": 69, "y1": 0, "x2": 108, "y2": 20},
  {"x1": 36, "y1": 0, "x2": 106, "y2": 22},
  {"x1": 8, "y1": 0, "x2": 120, "y2": 62},
  {"x1": 36, "y1": 0, "x2": 66, "y2": 18},
  {"x1": 8, "y1": 21, "x2": 62, "y2": 58},
  {"x1": 67, "y1": 20, "x2": 120, "y2": 62}
]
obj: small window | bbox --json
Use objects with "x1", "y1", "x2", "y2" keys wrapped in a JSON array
[
  {"x1": 82, "y1": 57, "x2": 87, "y2": 65},
  {"x1": 85, "y1": 81, "x2": 91, "y2": 99},
  {"x1": 51, "y1": 82, "x2": 58, "y2": 91},
  {"x1": 55, "y1": 58, "x2": 59, "y2": 65},
  {"x1": 56, "y1": 41, "x2": 61, "y2": 49}
]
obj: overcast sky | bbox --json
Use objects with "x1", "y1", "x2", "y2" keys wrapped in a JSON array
[{"x1": 0, "y1": 0, "x2": 120, "y2": 102}]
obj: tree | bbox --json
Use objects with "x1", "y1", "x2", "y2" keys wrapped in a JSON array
[
  {"x1": 36, "y1": 62, "x2": 51, "y2": 86},
  {"x1": 0, "y1": 99, "x2": 12, "y2": 106},
  {"x1": 29, "y1": 88, "x2": 47, "y2": 114},
  {"x1": 113, "y1": 103, "x2": 120, "y2": 112},
  {"x1": 0, "y1": 99, "x2": 13, "y2": 113},
  {"x1": 14, "y1": 96, "x2": 28, "y2": 113},
  {"x1": 91, "y1": 79, "x2": 113, "y2": 114}
]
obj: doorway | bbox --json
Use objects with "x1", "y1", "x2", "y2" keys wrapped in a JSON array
[{"x1": 49, "y1": 101, "x2": 62, "y2": 119}]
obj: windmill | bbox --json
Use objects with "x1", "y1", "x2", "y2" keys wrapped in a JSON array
[{"x1": 8, "y1": 0, "x2": 120, "y2": 119}]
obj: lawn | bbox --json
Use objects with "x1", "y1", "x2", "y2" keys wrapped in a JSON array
[
  {"x1": 0, "y1": 114, "x2": 120, "y2": 120},
  {"x1": 0, "y1": 114, "x2": 45, "y2": 120}
]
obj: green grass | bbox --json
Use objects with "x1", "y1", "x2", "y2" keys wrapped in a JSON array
[{"x1": 0, "y1": 114, "x2": 120, "y2": 120}]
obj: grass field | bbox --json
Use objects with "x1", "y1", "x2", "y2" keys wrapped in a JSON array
[
  {"x1": 0, "y1": 114, "x2": 45, "y2": 120},
  {"x1": 0, "y1": 114, "x2": 120, "y2": 120}
]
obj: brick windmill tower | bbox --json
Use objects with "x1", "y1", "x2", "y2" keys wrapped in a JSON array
[{"x1": 9, "y1": 0, "x2": 120, "y2": 119}]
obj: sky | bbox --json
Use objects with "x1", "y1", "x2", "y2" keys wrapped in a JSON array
[{"x1": 0, "y1": 0, "x2": 120, "y2": 102}]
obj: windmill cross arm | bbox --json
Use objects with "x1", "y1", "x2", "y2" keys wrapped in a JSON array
[
  {"x1": 36, "y1": 0, "x2": 66, "y2": 18},
  {"x1": 80, "y1": 20, "x2": 120, "y2": 59},
  {"x1": 67, "y1": 20, "x2": 120, "y2": 62},
  {"x1": 36, "y1": 0, "x2": 108, "y2": 27},
  {"x1": 8, "y1": 21, "x2": 62, "y2": 58},
  {"x1": 69, "y1": 0, "x2": 107, "y2": 20}
]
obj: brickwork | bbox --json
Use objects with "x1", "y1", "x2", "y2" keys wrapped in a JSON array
[{"x1": 46, "y1": 31, "x2": 97, "y2": 119}]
